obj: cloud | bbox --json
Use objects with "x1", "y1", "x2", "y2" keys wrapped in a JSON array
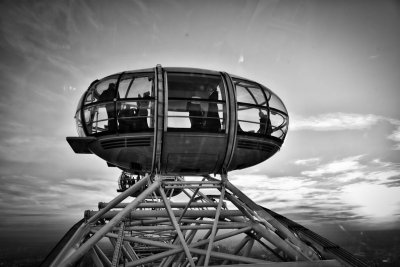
[
  {"x1": 302, "y1": 155, "x2": 365, "y2": 178},
  {"x1": 290, "y1": 113, "x2": 380, "y2": 131},
  {"x1": 293, "y1": 157, "x2": 321, "y2": 166},
  {"x1": 341, "y1": 183, "x2": 400, "y2": 219},
  {"x1": 230, "y1": 155, "x2": 400, "y2": 226},
  {"x1": 290, "y1": 113, "x2": 400, "y2": 150},
  {"x1": 388, "y1": 125, "x2": 400, "y2": 150}
]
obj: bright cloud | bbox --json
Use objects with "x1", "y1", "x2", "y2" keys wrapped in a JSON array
[
  {"x1": 302, "y1": 155, "x2": 365, "y2": 177},
  {"x1": 388, "y1": 125, "x2": 400, "y2": 150},
  {"x1": 294, "y1": 157, "x2": 321, "y2": 166},
  {"x1": 290, "y1": 113, "x2": 380, "y2": 131},
  {"x1": 232, "y1": 155, "x2": 400, "y2": 226},
  {"x1": 290, "y1": 113, "x2": 400, "y2": 150},
  {"x1": 341, "y1": 183, "x2": 400, "y2": 219}
]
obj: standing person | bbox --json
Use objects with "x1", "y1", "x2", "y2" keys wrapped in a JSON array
[
  {"x1": 99, "y1": 83, "x2": 118, "y2": 132},
  {"x1": 258, "y1": 111, "x2": 272, "y2": 135},
  {"x1": 136, "y1": 91, "x2": 150, "y2": 130},
  {"x1": 187, "y1": 96, "x2": 204, "y2": 130},
  {"x1": 204, "y1": 86, "x2": 221, "y2": 132}
]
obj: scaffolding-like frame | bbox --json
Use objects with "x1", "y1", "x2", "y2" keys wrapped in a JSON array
[{"x1": 41, "y1": 174, "x2": 369, "y2": 267}]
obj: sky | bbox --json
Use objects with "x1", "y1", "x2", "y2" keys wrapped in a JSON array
[{"x1": 0, "y1": 0, "x2": 399, "y2": 257}]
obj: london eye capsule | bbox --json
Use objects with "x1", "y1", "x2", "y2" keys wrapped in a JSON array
[{"x1": 67, "y1": 65, "x2": 289, "y2": 175}]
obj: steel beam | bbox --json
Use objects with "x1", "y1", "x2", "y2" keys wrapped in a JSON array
[
  {"x1": 94, "y1": 244, "x2": 111, "y2": 267},
  {"x1": 204, "y1": 185, "x2": 225, "y2": 266},
  {"x1": 57, "y1": 179, "x2": 161, "y2": 267},
  {"x1": 98, "y1": 201, "x2": 218, "y2": 209},
  {"x1": 123, "y1": 222, "x2": 248, "y2": 231},
  {"x1": 85, "y1": 209, "x2": 243, "y2": 220},
  {"x1": 159, "y1": 186, "x2": 195, "y2": 267},
  {"x1": 88, "y1": 174, "x2": 151, "y2": 224}
]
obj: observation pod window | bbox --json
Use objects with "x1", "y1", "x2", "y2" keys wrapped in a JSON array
[
  {"x1": 167, "y1": 72, "x2": 227, "y2": 133},
  {"x1": 261, "y1": 85, "x2": 289, "y2": 140},
  {"x1": 83, "y1": 75, "x2": 119, "y2": 135},
  {"x1": 81, "y1": 72, "x2": 155, "y2": 136},
  {"x1": 233, "y1": 78, "x2": 288, "y2": 140},
  {"x1": 116, "y1": 72, "x2": 155, "y2": 133},
  {"x1": 75, "y1": 93, "x2": 86, "y2": 137}
]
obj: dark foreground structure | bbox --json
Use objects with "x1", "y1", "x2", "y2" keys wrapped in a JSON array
[{"x1": 42, "y1": 65, "x2": 369, "y2": 266}]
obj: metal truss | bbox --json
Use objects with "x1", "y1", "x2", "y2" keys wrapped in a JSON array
[{"x1": 41, "y1": 174, "x2": 369, "y2": 267}]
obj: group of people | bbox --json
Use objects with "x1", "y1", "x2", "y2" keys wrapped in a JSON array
[
  {"x1": 99, "y1": 83, "x2": 272, "y2": 135},
  {"x1": 99, "y1": 83, "x2": 151, "y2": 133},
  {"x1": 119, "y1": 91, "x2": 151, "y2": 132}
]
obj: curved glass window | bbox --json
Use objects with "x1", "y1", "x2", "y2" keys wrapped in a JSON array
[
  {"x1": 75, "y1": 110, "x2": 85, "y2": 137},
  {"x1": 233, "y1": 78, "x2": 269, "y2": 136},
  {"x1": 234, "y1": 78, "x2": 288, "y2": 140},
  {"x1": 117, "y1": 100, "x2": 154, "y2": 133},
  {"x1": 167, "y1": 72, "x2": 226, "y2": 133},
  {"x1": 116, "y1": 72, "x2": 155, "y2": 132},
  {"x1": 118, "y1": 73, "x2": 154, "y2": 99},
  {"x1": 235, "y1": 79, "x2": 267, "y2": 106},
  {"x1": 82, "y1": 75, "x2": 119, "y2": 135},
  {"x1": 83, "y1": 103, "x2": 116, "y2": 135},
  {"x1": 84, "y1": 75, "x2": 119, "y2": 105},
  {"x1": 263, "y1": 85, "x2": 288, "y2": 140},
  {"x1": 237, "y1": 105, "x2": 271, "y2": 134},
  {"x1": 82, "y1": 73, "x2": 155, "y2": 135}
]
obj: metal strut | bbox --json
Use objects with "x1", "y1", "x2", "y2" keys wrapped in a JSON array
[
  {"x1": 112, "y1": 222, "x2": 125, "y2": 267},
  {"x1": 41, "y1": 174, "x2": 369, "y2": 267}
]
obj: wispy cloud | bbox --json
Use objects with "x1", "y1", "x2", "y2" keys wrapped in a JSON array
[
  {"x1": 341, "y1": 183, "x2": 400, "y2": 218},
  {"x1": 231, "y1": 155, "x2": 400, "y2": 226},
  {"x1": 0, "y1": 172, "x2": 118, "y2": 225},
  {"x1": 290, "y1": 113, "x2": 379, "y2": 131},
  {"x1": 388, "y1": 125, "x2": 400, "y2": 150},
  {"x1": 290, "y1": 113, "x2": 400, "y2": 150},
  {"x1": 301, "y1": 155, "x2": 365, "y2": 178},
  {"x1": 294, "y1": 157, "x2": 321, "y2": 166}
]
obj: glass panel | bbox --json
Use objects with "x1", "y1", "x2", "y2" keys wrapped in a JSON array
[
  {"x1": 83, "y1": 104, "x2": 116, "y2": 135},
  {"x1": 234, "y1": 79, "x2": 267, "y2": 106},
  {"x1": 117, "y1": 100, "x2": 154, "y2": 133},
  {"x1": 237, "y1": 105, "x2": 269, "y2": 134},
  {"x1": 75, "y1": 111, "x2": 86, "y2": 137},
  {"x1": 168, "y1": 100, "x2": 225, "y2": 132},
  {"x1": 85, "y1": 76, "x2": 119, "y2": 104},
  {"x1": 269, "y1": 93, "x2": 287, "y2": 114},
  {"x1": 84, "y1": 90, "x2": 94, "y2": 105},
  {"x1": 270, "y1": 110, "x2": 289, "y2": 139},
  {"x1": 167, "y1": 72, "x2": 226, "y2": 132},
  {"x1": 118, "y1": 73, "x2": 154, "y2": 99},
  {"x1": 76, "y1": 93, "x2": 85, "y2": 113},
  {"x1": 261, "y1": 85, "x2": 271, "y2": 102},
  {"x1": 168, "y1": 73, "x2": 226, "y2": 101}
]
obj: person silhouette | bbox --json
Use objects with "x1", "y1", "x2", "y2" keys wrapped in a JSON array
[
  {"x1": 204, "y1": 86, "x2": 221, "y2": 132},
  {"x1": 99, "y1": 83, "x2": 117, "y2": 132},
  {"x1": 136, "y1": 91, "x2": 150, "y2": 130},
  {"x1": 258, "y1": 111, "x2": 272, "y2": 135},
  {"x1": 187, "y1": 96, "x2": 203, "y2": 130}
]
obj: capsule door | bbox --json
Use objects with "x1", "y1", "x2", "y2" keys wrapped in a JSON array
[{"x1": 160, "y1": 70, "x2": 229, "y2": 175}]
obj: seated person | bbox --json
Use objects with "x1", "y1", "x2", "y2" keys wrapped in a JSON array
[{"x1": 118, "y1": 105, "x2": 137, "y2": 133}]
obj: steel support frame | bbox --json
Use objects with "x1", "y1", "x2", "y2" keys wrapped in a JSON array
[{"x1": 44, "y1": 174, "x2": 367, "y2": 267}]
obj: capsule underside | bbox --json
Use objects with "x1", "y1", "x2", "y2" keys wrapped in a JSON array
[{"x1": 68, "y1": 66, "x2": 288, "y2": 175}]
